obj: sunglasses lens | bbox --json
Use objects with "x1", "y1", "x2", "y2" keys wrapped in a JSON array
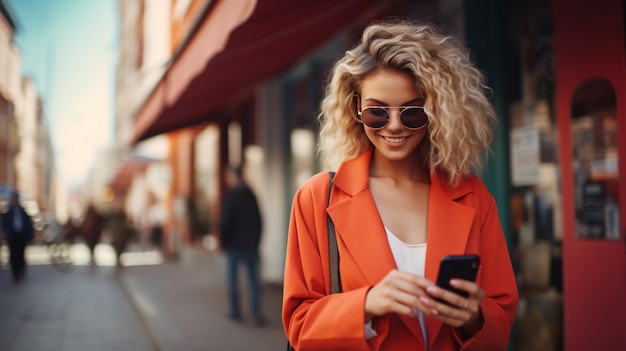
[
  {"x1": 361, "y1": 107, "x2": 428, "y2": 129},
  {"x1": 361, "y1": 108, "x2": 389, "y2": 129},
  {"x1": 400, "y1": 107, "x2": 428, "y2": 129}
]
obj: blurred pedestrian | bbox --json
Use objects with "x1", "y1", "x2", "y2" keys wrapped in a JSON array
[
  {"x1": 1, "y1": 191, "x2": 34, "y2": 282},
  {"x1": 219, "y1": 165, "x2": 264, "y2": 325},
  {"x1": 80, "y1": 203, "x2": 104, "y2": 265},
  {"x1": 62, "y1": 219, "x2": 81, "y2": 244},
  {"x1": 148, "y1": 193, "x2": 165, "y2": 251},
  {"x1": 106, "y1": 206, "x2": 136, "y2": 267}
]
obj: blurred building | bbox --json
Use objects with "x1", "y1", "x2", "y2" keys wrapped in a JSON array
[
  {"x1": 111, "y1": 0, "x2": 173, "y2": 248},
  {"x1": 112, "y1": 0, "x2": 626, "y2": 350},
  {"x1": 14, "y1": 77, "x2": 56, "y2": 220},
  {"x1": 115, "y1": 0, "x2": 440, "y2": 281},
  {"x1": 0, "y1": 0, "x2": 21, "y2": 191},
  {"x1": 0, "y1": 1, "x2": 56, "y2": 232}
]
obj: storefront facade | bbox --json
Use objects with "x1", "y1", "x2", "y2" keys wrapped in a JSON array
[
  {"x1": 466, "y1": 0, "x2": 626, "y2": 349},
  {"x1": 126, "y1": 0, "x2": 625, "y2": 349},
  {"x1": 128, "y1": 0, "x2": 441, "y2": 278},
  {"x1": 553, "y1": 0, "x2": 625, "y2": 349}
]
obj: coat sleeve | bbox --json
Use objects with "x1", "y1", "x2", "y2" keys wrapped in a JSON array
[
  {"x1": 219, "y1": 191, "x2": 236, "y2": 245},
  {"x1": 454, "y1": 181, "x2": 519, "y2": 351},
  {"x1": 282, "y1": 173, "x2": 373, "y2": 351}
]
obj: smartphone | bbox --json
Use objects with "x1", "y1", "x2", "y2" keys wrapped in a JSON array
[{"x1": 434, "y1": 255, "x2": 480, "y2": 305}]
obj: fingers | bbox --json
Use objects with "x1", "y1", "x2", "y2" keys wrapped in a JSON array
[
  {"x1": 365, "y1": 270, "x2": 434, "y2": 318},
  {"x1": 365, "y1": 271, "x2": 486, "y2": 330},
  {"x1": 420, "y1": 279, "x2": 484, "y2": 327},
  {"x1": 418, "y1": 295, "x2": 472, "y2": 327},
  {"x1": 450, "y1": 279, "x2": 484, "y2": 300}
]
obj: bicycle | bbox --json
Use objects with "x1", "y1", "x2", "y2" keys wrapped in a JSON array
[
  {"x1": 47, "y1": 237, "x2": 74, "y2": 272},
  {"x1": 45, "y1": 220, "x2": 79, "y2": 272}
]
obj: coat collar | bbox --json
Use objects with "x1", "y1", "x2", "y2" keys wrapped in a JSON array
[
  {"x1": 327, "y1": 148, "x2": 477, "y2": 345},
  {"x1": 332, "y1": 148, "x2": 474, "y2": 200}
]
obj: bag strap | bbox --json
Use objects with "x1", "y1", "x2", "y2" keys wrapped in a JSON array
[
  {"x1": 327, "y1": 171, "x2": 342, "y2": 294},
  {"x1": 287, "y1": 171, "x2": 341, "y2": 351}
]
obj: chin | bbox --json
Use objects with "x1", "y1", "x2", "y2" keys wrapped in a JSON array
[{"x1": 379, "y1": 149, "x2": 416, "y2": 161}]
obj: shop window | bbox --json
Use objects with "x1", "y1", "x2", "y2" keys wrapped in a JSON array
[
  {"x1": 283, "y1": 35, "x2": 347, "y2": 196},
  {"x1": 570, "y1": 78, "x2": 620, "y2": 240},
  {"x1": 193, "y1": 125, "x2": 219, "y2": 242},
  {"x1": 509, "y1": 8, "x2": 563, "y2": 351},
  {"x1": 290, "y1": 128, "x2": 316, "y2": 190}
]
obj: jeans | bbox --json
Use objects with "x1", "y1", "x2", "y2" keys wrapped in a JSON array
[{"x1": 226, "y1": 250, "x2": 262, "y2": 319}]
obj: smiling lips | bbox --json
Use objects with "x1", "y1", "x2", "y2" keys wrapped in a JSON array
[{"x1": 382, "y1": 136, "x2": 409, "y2": 143}]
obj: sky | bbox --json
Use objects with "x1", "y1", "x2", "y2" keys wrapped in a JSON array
[{"x1": 5, "y1": 0, "x2": 118, "y2": 189}]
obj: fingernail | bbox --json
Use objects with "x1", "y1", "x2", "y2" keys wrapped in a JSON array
[
  {"x1": 431, "y1": 308, "x2": 438, "y2": 315},
  {"x1": 426, "y1": 286, "x2": 438, "y2": 294},
  {"x1": 420, "y1": 296, "x2": 429, "y2": 305}
]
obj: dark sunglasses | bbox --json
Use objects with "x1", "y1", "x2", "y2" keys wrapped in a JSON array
[{"x1": 356, "y1": 105, "x2": 429, "y2": 130}]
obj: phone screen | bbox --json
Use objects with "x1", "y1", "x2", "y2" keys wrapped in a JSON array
[{"x1": 434, "y1": 255, "x2": 480, "y2": 304}]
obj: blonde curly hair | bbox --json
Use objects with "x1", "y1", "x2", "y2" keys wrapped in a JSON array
[{"x1": 317, "y1": 19, "x2": 496, "y2": 187}]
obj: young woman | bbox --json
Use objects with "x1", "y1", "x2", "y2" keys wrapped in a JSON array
[{"x1": 282, "y1": 19, "x2": 518, "y2": 350}]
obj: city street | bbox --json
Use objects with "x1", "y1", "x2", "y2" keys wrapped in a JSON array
[{"x1": 0, "y1": 243, "x2": 287, "y2": 351}]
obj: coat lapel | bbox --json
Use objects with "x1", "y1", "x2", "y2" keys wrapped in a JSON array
[
  {"x1": 328, "y1": 150, "x2": 428, "y2": 346},
  {"x1": 328, "y1": 189, "x2": 397, "y2": 286},
  {"x1": 326, "y1": 150, "x2": 477, "y2": 347},
  {"x1": 424, "y1": 173, "x2": 476, "y2": 280},
  {"x1": 424, "y1": 172, "x2": 476, "y2": 347},
  {"x1": 327, "y1": 149, "x2": 397, "y2": 287}
]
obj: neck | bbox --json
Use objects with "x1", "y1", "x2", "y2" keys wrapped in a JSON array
[{"x1": 369, "y1": 150, "x2": 429, "y2": 183}]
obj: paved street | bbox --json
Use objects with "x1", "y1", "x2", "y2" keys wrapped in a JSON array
[
  {"x1": 0, "y1": 243, "x2": 287, "y2": 351},
  {"x1": 0, "y1": 258, "x2": 155, "y2": 350}
]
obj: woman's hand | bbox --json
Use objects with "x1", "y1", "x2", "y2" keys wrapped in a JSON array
[
  {"x1": 419, "y1": 279, "x2": 485, "y2": 336},
  {"x1": 364, "y1": 269, "x2": 434, "y2": 322}
]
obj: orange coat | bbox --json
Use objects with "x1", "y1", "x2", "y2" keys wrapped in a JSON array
[{"x1": 283, "y1": 149, "x2": 518, "y2": 350}]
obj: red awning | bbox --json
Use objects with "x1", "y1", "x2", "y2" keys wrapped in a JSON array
[
  {"x1": 108, "y1": 156, "x2": 153, "y2": 192},
  {"x1": 133, "y1": 0, "x2": 378, "y2": 142}
]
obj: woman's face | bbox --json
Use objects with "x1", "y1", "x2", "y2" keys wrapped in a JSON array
[{"x1": 358, "y1": 68, "x2": 427, "y2": 163}]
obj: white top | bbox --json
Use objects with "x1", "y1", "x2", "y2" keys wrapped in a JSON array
[{"x1": 386, "y1": 227, "x2": 428, "y2": 349}]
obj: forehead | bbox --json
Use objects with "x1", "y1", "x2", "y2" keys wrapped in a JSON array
[{"x1": 359, "y1": 69, "x2": 422, "y2": 104}]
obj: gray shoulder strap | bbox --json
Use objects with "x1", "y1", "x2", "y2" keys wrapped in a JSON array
[{"x1": 327, "y1": 171, "x2": 341, "y2": 293}]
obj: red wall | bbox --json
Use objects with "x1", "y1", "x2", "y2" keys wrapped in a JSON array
[{"x1": 553, "y1": 0, "x2": 626, "y2": 349}]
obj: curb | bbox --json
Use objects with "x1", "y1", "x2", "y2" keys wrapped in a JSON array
[{"x1": 116, "y1": 269, "x2": 164, "y2": 351}]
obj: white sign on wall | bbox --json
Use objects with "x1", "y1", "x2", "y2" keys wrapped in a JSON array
[{"x1": 511, "y1": 126, "x2": 540, "y2": 186}]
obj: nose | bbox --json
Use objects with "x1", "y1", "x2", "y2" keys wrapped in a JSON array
[{"x1": 386, "y1": 109, "x2": 404, "y2": 129}]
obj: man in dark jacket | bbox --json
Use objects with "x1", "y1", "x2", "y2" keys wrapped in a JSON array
[
  {"x1": 219, "y1": 165, "x2": 264, "y2": 325},
  {"x1": 1, "y1": 191, "x2": 34, "y2": 282}
]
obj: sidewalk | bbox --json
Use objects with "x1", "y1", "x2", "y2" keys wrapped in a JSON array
[
  {"x1": 0, "y1": 260, "x2": 155, "y2": 351},
  {"x1": 117, "y1": 249, "x2": 288, "y2": 351}
]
